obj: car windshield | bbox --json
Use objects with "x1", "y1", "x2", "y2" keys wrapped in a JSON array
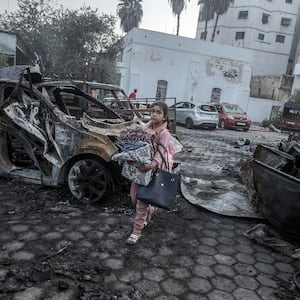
[
  {"x1": 282, "y1": 106, "x2": 300, "y2": 121},
  {"x1": 223, "y1": 105, "x2": 244, "y2": 114}
]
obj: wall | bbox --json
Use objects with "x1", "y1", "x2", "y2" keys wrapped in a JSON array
[
  {"x1": 292, "y1": 63, "x2": 300, "y2": 102},
  {"x1": 244, "y1": 97, "x2": 283, "y2": 123},
  {"x1": 196, "y1": 0, "x2": 300, "y2": 75},
  {"x1": 0, "y1": 31, "x2": 35, "y2": 66},
  {"x1": 0, "y1": 31, "x2": 16, "y2": 65},
  {"x1": 250, "y1": 74, "x2": 293, "y2": 101},
  {"x1": 119, "y1": 28, "x2": 252, "y2": 108}
]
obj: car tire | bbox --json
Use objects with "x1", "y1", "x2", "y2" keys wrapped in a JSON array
[
  {"x1": 185, "y1": 118, "x2": 194, "y2": 129},
  {"x1": 67, "y1": 158, "x2": 109, "y2": 203},
  {"x1": 219, "y1": 120, "x2": 226, "y2": 129}
]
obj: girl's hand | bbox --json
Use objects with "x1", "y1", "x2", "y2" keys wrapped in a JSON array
[{"x1": 137, "y1": 163, "x2": 152, "y2": 173}]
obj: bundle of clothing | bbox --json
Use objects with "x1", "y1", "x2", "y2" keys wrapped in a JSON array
[{"x1": 112, "y1": 126, "x2": 154, "y2": 186}]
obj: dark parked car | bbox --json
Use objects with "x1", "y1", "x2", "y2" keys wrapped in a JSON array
[
  {"x1": 215, "y1": 103, "x2": 251, "y2": 131},
  {"x1": 280, "y1": 102, "x2": 300, "y2": 131}
]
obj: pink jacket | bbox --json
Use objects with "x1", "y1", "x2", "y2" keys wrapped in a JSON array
[{"x1": 144, "y1": 121, "x2": 175, "y2": 172}]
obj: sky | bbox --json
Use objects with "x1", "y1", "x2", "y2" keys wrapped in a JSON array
[{"x1": 0, "y1": 0, "x2": 200, "y2": 38}]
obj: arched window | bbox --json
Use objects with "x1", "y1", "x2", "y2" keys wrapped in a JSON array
[{"x1": 211, "y1": 88, "x2": 221, "y2": 103}]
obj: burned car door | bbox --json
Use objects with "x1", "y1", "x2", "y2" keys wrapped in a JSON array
[
  {"x1": 0, "y1": 82, "x2": 63, "y2": 178},
  {"x1": 38, "y1": 83, "x2": 123, "y2": 121}
]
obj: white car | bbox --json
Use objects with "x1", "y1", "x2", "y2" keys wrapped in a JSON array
[{"x1": 173, "y1": 102, "x2": 219, "y2": 129}]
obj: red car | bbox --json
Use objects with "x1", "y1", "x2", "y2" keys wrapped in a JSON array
[{"x1": 215, "y1": 103, "x2": 251, "y2": 131}]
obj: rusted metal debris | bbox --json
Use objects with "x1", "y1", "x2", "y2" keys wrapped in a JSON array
[{"x1": 249, "y1": 133, "x2": 300, "y2": 243}]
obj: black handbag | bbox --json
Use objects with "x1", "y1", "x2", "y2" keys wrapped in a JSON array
[{"x1": 137, "y1": 143, "x2": 180, "y2": 210}]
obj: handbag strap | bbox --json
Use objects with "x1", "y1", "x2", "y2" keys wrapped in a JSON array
[{"x1": 156, "y1": 143, "x2": 170, "y2": 171}]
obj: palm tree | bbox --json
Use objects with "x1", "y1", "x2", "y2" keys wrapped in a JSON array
[
  {"x1": 168, "y1": 0, "x2": 190, "y2": 36},
  {"x1": 198, "y1": 0, "x2": 215, "y2": 41},
  {"x1": 117, "y1": 0, "x2": 143, "y2": 33},
  {"x1": 211, "y1": 0, "x2": 234, "y2": 42},
  {"x1": 197, "y1": 0, "x2": 234, "y2": 42}
]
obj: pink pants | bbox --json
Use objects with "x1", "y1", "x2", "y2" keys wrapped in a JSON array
[{"x1": 130, "y1": 182, "x2": 150, "y2": 235}]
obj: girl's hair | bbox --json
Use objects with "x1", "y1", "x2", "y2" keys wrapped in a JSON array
[{"x1": 150, "y1": 101, "x2": 169, "y2": 124}]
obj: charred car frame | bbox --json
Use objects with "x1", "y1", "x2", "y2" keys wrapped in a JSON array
[
  {"x1": 250, "y1": 134, "x2": 300, "y2": 243},
  {"x1": 0, "y1": 73, "x2": 143, "y2": 203}
]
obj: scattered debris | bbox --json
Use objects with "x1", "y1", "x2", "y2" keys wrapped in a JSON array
[
  {"x1": 245, "y1": 133, "x2": 300, "y2": 243},
  {"x1": 244, "y1": 223, "x2": 300, "y2": 259},
  {"x1": 42, "y1": 245, "x2": 69, "y2": 261},
  {"x1": 269, "y1": 124, "x2": 281, "y2": 132},
  {"x1": 293, "y1": 271, "x2": 300, "y2": 290}
]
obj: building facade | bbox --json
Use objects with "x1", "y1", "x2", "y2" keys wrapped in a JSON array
[
  {"x1": 118, "y1": 28, "x2": 252, "y2": 109},
  {"x1": 0, "y1": 30, "x2": 35, "y2": 66},
  {"x1": 196, "y1": 0, "x2": 300, "y2": 76}
]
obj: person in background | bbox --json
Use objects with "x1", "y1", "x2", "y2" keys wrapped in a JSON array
[
  {"x1": 126, "y1": 101, "x2": 175, "y2": 245},
  {"x1": 129, "y1": 88, "x2": 137, "y2": 100}
]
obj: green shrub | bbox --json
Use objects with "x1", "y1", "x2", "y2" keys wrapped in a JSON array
[{"x1": 261, "y1": 117, "x2": 280, "y2": 128}]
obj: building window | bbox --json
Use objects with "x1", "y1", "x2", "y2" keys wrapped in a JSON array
[
  {"x1": 211, "y1": 88, "x2": 221, "y2": 103},
  {"x1": 235, "y1": 32, "x2": 245, "y2": 40},
  {"x1": 286, "y1": 0, "x2": 292, "y2": 3},
  {"x1": 200, "y1": 31, "x2": 206, "y2": 40},
  {"x1": 156, "y1": 80, "x2": 168, "y2": 99},
  {"x1": 276, "y1": 35, "x2": 285, "y2": 43},
  {"x1": 281, "y1": 18, "x2": 291, "y2": 26},
  {"x1": 262, "y1": 13, "x2": 270, "y2": 24},
  {"x1": 258, "y1": 33, "x2": 265, "y2": 40},
  {"x1": 238, "y1": 11, "x2": 248, "y2": 19}
]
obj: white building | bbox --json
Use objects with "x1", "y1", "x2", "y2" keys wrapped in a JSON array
[
  {"x1": 196, "y1": 0, "x2": 300, "y2": 76},
  {"x1": 118, "y1": 28, "x2": 252, "y2": 110}
]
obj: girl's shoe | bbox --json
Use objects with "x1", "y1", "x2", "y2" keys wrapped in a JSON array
[{"x1": 126, "y1": 233, "x2": 141, "y2": 245}]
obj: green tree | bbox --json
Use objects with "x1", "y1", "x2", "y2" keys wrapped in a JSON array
[
  {"x1": 197, "y1": 0, "x2": 234, "y2": 42},
  {"x1": 0, "y1": 0, "x2": 121, "y2": 83},
  {"x1": 198, "y1": 0, "x2": 215, "y2": 41},
  {"x1": 48, "y1": 6, "x2": 119, "y2": 82},
  {"x1": 211, "y1": 0, "x2": 234, "y2": 42},
  {"x1": 0, "y1": 0, "x2": 55, "y2": 68},
  {"x1": 168, "y1": 0, "x2": 190, "y2": 36},
  {"x1": 117, "y1": 0, "x2": 143, "y2": 33}
]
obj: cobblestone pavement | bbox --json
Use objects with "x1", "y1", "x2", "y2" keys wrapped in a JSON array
[{"x1": 0, "y1": 126, "x2": 299, "y2": 300}]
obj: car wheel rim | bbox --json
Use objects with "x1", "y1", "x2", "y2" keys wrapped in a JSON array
[{"x1": 67, "y1": 159, "x2": 108, "y2": 203}]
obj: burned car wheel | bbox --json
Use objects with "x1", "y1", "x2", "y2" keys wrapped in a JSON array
[{"x1": 67, "y1": 158, "x2": 109, "y2": 203}]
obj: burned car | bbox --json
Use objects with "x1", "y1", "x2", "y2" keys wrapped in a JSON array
[
  {"x1": 248, "y1": 134, "x2": 300, "y2": 243},
  {"x1": 0, "y1": 76, "x2": 145, "y2": 203},
  {"x1": 36, "y1": 80, "x2": 138, "y2": 122}
]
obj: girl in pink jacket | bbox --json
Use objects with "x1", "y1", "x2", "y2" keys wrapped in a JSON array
[{"x1": 126, "y1": 101, "x2": 175, "y2": 245}]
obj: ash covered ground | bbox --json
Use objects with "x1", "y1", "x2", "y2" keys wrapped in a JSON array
[{"x1": 0, "y1": 127, "x2": 299, "y2": 300}]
